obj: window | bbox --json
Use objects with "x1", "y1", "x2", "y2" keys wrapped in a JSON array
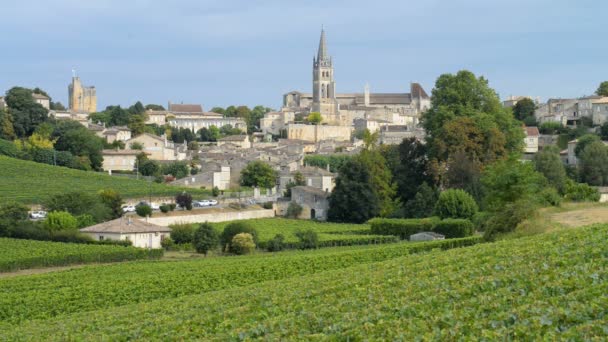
[{"x1": 99, "y1": 235, "x2": 104, "y2": 241}]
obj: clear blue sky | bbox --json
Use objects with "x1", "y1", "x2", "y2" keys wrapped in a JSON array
[{"x1": 1, "y1": 0, "x2": 606, "y2": 110}]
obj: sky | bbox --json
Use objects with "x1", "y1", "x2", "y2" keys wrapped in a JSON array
[{"x1": 0, "y1": 0, "x2": 606, "y2": 110}]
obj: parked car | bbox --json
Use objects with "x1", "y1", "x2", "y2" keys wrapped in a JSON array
[
  {"x1": 30, "y1": 211, "x2": 47, "y2": 219},
  {"x1": 122, "y1": 205, "x2": 136, "y2": 213},
  {"x1": 193, "y1": 200, "x2": 210, "y2": 207},
  {"x1": 208, "y1": 199, "x2": 218, "y2": 206}
]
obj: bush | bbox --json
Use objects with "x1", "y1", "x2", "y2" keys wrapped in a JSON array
[
  {"x1": 285, "y1": 202, "x2": 303, "y2": 218},
  {"x1": 262, "y1": 201, "x2": 274, "y2": 210},
  {"x1": 230, "y1": 233, "x2": 256, "y2": 255},
  {"x1": 135, "y1": 204, "x2": 152, "y2": 218},
  {"x1": 212, "y1": 186, "x2": 220, "y2": 197},
  {"x1": 192, "y1": 223, "x2": 219, "y2": 255},
  {"x1": 433, "y1": 219, "x2": 474, "y2": 238},
  {"x1": 266, "y1": 234, "x2": 285, "y2": 252},
  {"x1": 484, "y1": 199, "x2": 537, "y2": 240},
  {"x1": 44, "y1": 211, "x2": 78, "y2": 231},
  {"x1": 220, "y1": 222, "x2": 258, "y2": 252},
  {"x1": 434, "y1": 189, "x2": 478, "y2": 220},
  {"x1": 472, "y1": 211, "x2": 492, "y2": 232},
  {"x1": 295, "y1": 229, "x2": 319, "y2": 249},
  {"x1": 0, "y1": 202, "x2": 29, "y2": 222},
  {"x1": 564, "y1": 180, "x2": 600, "y2": 202},
  {"x1": 539, "y1": 187, "x2": 562, "y2": 207},
  {"x1": 159, "y1": 205, "x2": 170, "y2": 213},
  {"x1": 176, "y1": 192, "x2": 193, "y2": 210},
  {"x1": 75, "y1": 214, "x2": 95, "y2": 228},
  {"x1": 170, "y1": 223, "x2": 195, "y2": 244},
  {"x1": 168, "y1": 203, "x2": 177, "y2": 211},
  {"x1": 50, "y1": 230, "x2": 95, "y2": 243},
  {"x1": 369, "y1": 217, "x2": 439, "y2": 239},
  {"x1": 160, "y1": 237, "x2": 174, "y2": 250}
]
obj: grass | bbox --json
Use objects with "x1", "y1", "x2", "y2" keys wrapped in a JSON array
[{"x1": 0, "y1": 155, "x2": 209, "y2": 204}]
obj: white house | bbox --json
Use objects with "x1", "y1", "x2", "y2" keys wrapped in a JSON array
[
  {"x1": 524, "y1": 126, "x2": 540, "y2": 154},
  {"x1": 79, "y1": 217, "x2": 171, "y2": 249}
]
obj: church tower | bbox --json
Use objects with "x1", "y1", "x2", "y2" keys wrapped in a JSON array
[{"x1": 312, "y1": 29, "x2": 337, "y2": 122}]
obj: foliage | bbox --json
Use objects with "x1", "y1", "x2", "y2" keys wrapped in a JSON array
[
  {"x1": 262, "y1": 201, "x2": 273, "y2": 209},
  {"x1": 139, "y1": 159, "x2": 160, "y2": 177},
  {"x1": 574, "y1": 134, "x2": 600, "y2": 157},
  {"x1": 198, "y1": 126, "x2": 220, "y2": 142},
  {"x1": 369, "y1": 217, "x2": 438, "y2": 239},
  {"x1": 192, "y1": 223, "x2": 219, "y2": 255},
  {"x1": 170, "y1": 127, "x2": 196, "y2": 144},
  {"x1": 534, "y1": 146, "x2": 567, "y2": 193},
  {"x1": 220, "y1": 221, "x2": 258, "y2": 252},
  {"x1": 595, "y1": 80, "x2": 608, "y2": 96},
  {"x1": 600, "y1": 122, "x2": 608, "y2": 140},
  {"x1": 240, "y1": 160, "x2": 277, "y2": 188},
  {"x1": 52, "y1": 121, "x2": 104, "y2": 170},
  {"x1": 432, "y1": 218, "x2": 474, "y2": 238},
  {"x1": 578, "y1": 140, "x2": 608, "y2": 186},
  {"x1": 303, "y1": 154, "x2": 352, "y2": 173},
  {"x1": 159, "y1": 204, "x2": 170, "y2": 213},
  {"x1": 175, "y1": 192, "x2": 193, "y2": 210},
  {"x1": 0, "y1": 138, "x2": 22, "y2": 158},
  {"x1": 76, "y1": 214, "x2": 95, "y2": 228},
  {"x1": 389, "y1": 138, "x2": 432, "y2": 202},
  {"x1": 0, "y1": 110, "x2": 17, "y2": 140},
  {"x1": 285, "y1": 202, "x2": 303, "y2": 218},
  {"x1": 162, "y1": 161, "x2": 189, "y2": 179},
  {"x1": 512, "y1": 98, "x2": 536, "y2": 122},
  {"x1": 98, "y1": 189, "x2": 123, "y2": 219},
  {"x1": 0, "y1": 237, "x2": 162, "y2": 273},
  {"x1": 483, "y1": 199, "x2": 537, "y2": 239},
  {"x1": 539, "y1": 121, "x2": 562, "y2": 135},
  {"x1": 170, "y1": 223, "x2": 195, "y2": 244},
  {"x1": 434, "y1": 189, "x2": 478, "y2": 220},
  {"x1": 44, "y1": 191, "x2": 112, "y2": 223},
  {"x1": 230, "y1": 233, "x2": 256, "y2": 255},
  {"x1": 294, "y1": 229, "x2": 319, "y2": 249},
  {"x1": 212, "y1": 186, "x2": 220, "y2": 197},
  {"x1": 135, "y1": 204, "x2": 152, "y2": 217},
  {"x1": 328, "y1": 159, "x2": 380, "y2": 223},
  {"x1": 266, "y1": 234, "x2": 285, "y2": 252},
  {"x1": 4, "y1": 87, "x2": 49, "y2": 137},
  {"x1": 356, "y1": 147, "x2": 397, "y2": 217},
  {"x1": 538, "y1": 187, "x2": 562, "y2": 207},
  {"x1": 284, "y1": 171, "x2": 306, "y2": 197},
  {"x1": 306, "y1": 112, "x2": 323, "y2": 125},
  {"x1": 0, "y1": 202, "x2": 29, "y2": 222},
  {"x1": 563, "y1": 180, "x2": 600, "y2": 202},
  {"x1": 44, "y1": 211, "x2": 78, "y2": 231}
]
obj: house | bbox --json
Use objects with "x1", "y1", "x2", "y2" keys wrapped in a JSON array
[
  {"x1": 592, "y1": 98, "x2": 608, "y2": 125},
  {"x1": 32, "y1": 93, "x2": 50, "y2": 109},
  {"x1": 291, "y1": 186, "x2": 330, "y2": 220},
  {"x1": 524, "y1": 126, "x2": 540, "y2": 154},
  {"x1": 80, "y1": 217, "x2": 171, "y2": 249},
  {"x1": 103, "y1": 126, "x2": 132, "y2": 143},
  {"x1": 125, "y1": 133, "x2": 187, "y2": 161},
  {"x1": 168, "y1": 102, "x2": 204, "y2": 114},
  {"x1": 171, "y1": 165, "x2": 231, "y2": 190},
  {"x1": 217, "y1": 135, "x2": 251, "y2": 149},
  {"x1": 102, "y1": 149, "x2": 147, "y2": 173},
  {"x1": 287, "y1": 124, "x2": 352, "y2": 143},
  {"x1": 278, "y1": 166, "x2": 335, "y2": 194},
  {"x1": 410, "y1": 232, "x2": 445, "y2": 242},
  {"x1": 145, "y1": 110, "x2": 169, "y2": 125}
]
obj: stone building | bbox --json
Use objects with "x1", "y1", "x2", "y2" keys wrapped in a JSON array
[
  {"x1": 32, "y1": 93, "x2": 50, "y2": 110},
  {"x1": 278, "y1": 166, "x2": 335, "y2": 194},
  {"x1": 217, "y1": 135, "x2": 251, "y2": 149},
  {"x1": 68, "y1": 74, "x2": 97, "y2": 113},
  {"x1": 125, "y1": 133, "x2": 187, "y2": 161},
  {"x1": 80, "y1": 217, "x2": 171, "y2": 249},
  {"x1": 103, "y1": 126, "x2": 132, "y2": 143},
  {"x1": 101, "y1": 149, "x2": 143, "y2": 173},
  {"x1": 291, "y1": 186, "x2": 330, "y2": 220},
  {"x1": 524, "y1": 126, "x2": 540, "y2": 154},
  {"x1": 168, "y1": 116, "x2": 246, "y2": 133},
  {"x1": 286, "y1": 124, "x2": 352, "y2": 142}
]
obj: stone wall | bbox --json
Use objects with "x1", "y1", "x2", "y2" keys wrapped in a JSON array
[
  {"x1": 143, "y1": 208, "x2": 274, "y2": 226},
  {"x1": 287, "y1": 124, "x2": 352, "y2": 142}
]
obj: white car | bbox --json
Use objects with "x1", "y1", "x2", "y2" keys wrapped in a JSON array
[
  {"x1": 208, "y1": 199, "x2": 218, "y2": 206},
  {"x1": 122, "y1": 205, "x2": 136, "y2": 213},
  {"x1": 30, "y1": 211, "x2": 47, "y2": 219}
]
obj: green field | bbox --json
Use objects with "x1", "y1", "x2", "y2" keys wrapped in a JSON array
[
  {"x1": 212, "y1": 218, "x2": 399, "y2": 247},
  {"x1": 0, "y1": 238, "x2": 163, "y2": 272},
  {"x1": 1, "y1": 225, "x2": 606, "y2": 340},
  {"x1": 0, "y1": 155, "x2": 209, "y2": 204}
]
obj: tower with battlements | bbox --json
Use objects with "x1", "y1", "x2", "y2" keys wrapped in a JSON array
[{"x1": 68, "y1": 73, "x2": 97, "y2": 113}]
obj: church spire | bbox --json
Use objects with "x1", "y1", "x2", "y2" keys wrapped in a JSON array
[{"x1": 317, "y1": 28, "x2": 328, "y2": 62}]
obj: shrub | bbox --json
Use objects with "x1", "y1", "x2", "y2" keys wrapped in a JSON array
[
  {"x1": 285, "y1": 202, "x2": 303, "y2": 218},
  {"x1": 538, "y1": 187, "x2": 562, "y2": 207},
  {"x1": 262, "y1": 201, "x2": 274, "y2": 210},
  {"x1": 160, "y1": 237, "x2": 174, "y2": 250},
  {"x1": 434, "y1": 189, "x2": 478, "y2": 220},
  {"x1": 75, "y1": 214, "x2": 95, "y2": 228},
  {"x1": 433, "y1": 219, "x2": 474, "y2": 238},
  {"x1": 159, "y1": 205, "x2": 170, "y2": 213},
  {"x1": 176, "y1": 192, "x2": 193, "y2": 210},
  {"x1": 44, "y1": 211, "x2": 78, "y2": 231},
  {"x1": 135, "y1": 204, "x2": 152, "y2": 218},
  {"x1": 212, "y1": 186, "x2": 220, "y2": 197},
  {"x1": 0, "y1": 202, "x2": 29, "y2": 222},
  {"x1": 484, "y1": 199, "x2": 537, "y2": 240},
  {"x1": 564, "y1": 180, "x2": 600, "y2": 202},
  {"x1": 266, "y1": 234, "x2": 285, "y2": 252},
  {"x1": 170, "y1": 223, "x2": 195, "y2": 244},
  {"x1": 472, "y1": 211, "x2": 492, "y2": 232},
  {"x1": 295, "y1": 229, "x2": 319, "y2": 249},
  {"x1": 230, "y1": 233, "x2": 256, "y2": 255},
  {"x1": 369, "y1": 217, "x2": 439, "y2": 239},
  {"x1": 50, "y1": 230, "x2": 94, "y2": 243},
  {"x1": 168, "y1": 203, "x2": 177, "y2": 211},
  {"x1": 98, "y1": 189, "x2": 124, "y2": 219},
  {"x1": 192, "y1": 223, "x2": 219, "y2": 255},
  {"x1": 220, "y1": 222, "x2": 258, "y2": 252}
]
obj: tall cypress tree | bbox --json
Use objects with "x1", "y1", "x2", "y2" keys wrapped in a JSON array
[{"x1": 327, "y1": 159, "x2": 380, "y2": 223}]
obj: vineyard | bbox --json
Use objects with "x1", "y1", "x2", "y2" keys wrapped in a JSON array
[
  {"x1": 0, "y1": 237, "x2": 479, "y2": 324},
  {"x1": 0, "y1": 238, "x2": 163, "y2": 272},
  {"x1": 0, "y1": 225, "x2": 605, "y2": 340},
  {"x1": 212, "y1": 218, "x2": 398, "y2": 247},
  {"x1": 0, "y1": 156, "x2": 208, "y2": 204}
]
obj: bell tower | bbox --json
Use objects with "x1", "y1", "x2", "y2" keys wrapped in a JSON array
[{"x1": 312, "y1": 28, "x2": 337, "y2": 122}]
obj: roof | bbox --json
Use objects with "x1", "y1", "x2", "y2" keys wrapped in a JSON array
[
  {"x1": 411, "y1": 83, "x2": 429, "y2": 99},
  {"x1": 168, "y1": 103, "x2": 203, "y2": 113},
  {"x1": 292, "y1": 185, "x2": 330, "y2": 197},
  {"x1": 525, "y1": 127, "x2": 540, "y2": 137},
  {"x1": 102, "y1": 149, "x2": 146, "y2": 156},
  {"x1": 32, "y1": 93, "x2": 49, "y2": 100},
  {"x1": 80, "y1": 218, "x2": 171, "y2": 234},
  {"x1": 219, "y1": 135, "x2": 248, "y2": 142},
  {"x1": 317, "y1": 29, "x2": 328, "y2": 61},
  {"x1": 355, "y1": 93, "x2": 412, "y2": 105},
  {"x1": 103, "y1": 126, "x2": 131, "y2": 134}
]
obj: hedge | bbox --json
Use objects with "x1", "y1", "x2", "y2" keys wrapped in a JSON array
[
  {"x1": 368, "y1": 217, "x2": 439, "y2": 239},
  {"x1": 432, "y1": 218, "x2": 474, "y2": 238}
]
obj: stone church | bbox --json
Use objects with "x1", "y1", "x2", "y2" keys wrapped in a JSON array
[{"x1": 281, "y1": 29, "x2": 430, "y2": 126}]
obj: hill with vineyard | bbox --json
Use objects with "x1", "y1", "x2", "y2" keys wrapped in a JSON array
[
  {"x1": 0, "y1": 224, "x2": 605, "y2": 340},
  {"x1": 0, "y1": 155, "x2": 207, "y2": 204}
]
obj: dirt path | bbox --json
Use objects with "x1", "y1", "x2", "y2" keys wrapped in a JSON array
[
  {"x1": 549, "y1": 206, "x2": 608, "y2": 228},
  {"x1": 0, "y1": 264, "x2": 95, "y2": 279}
]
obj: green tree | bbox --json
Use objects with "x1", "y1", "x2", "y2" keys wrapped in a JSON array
[
  {"x1": 220, "y1": 221, "x2": 258, "y2": 252},
  {"x1": 175, "y1": 192, "x2": 193, "y2": 210},
  {"x1": 579, "y1": 141, "x2": 608, "y2": 186},
  {"x1": 595, "y1": 81, "x2": 608, "y2": 96},
  {"x1": 0, "y1": 202, "x2": 29, "y2": 222},
  {"x1": 128, "y1": 101, "x2": 145, "y2": 115},
  {"x1": 356, "y1": 146, "x2": 397, "y2": 217},
  {"x1": 248, "y1": 105, "x2": 272, "y2": 133},
  {"x1": 391, "y1": 138, "x2": 432, "y2": 202},
  {"x1": 512, "y1": 98, "x2": 536, "y2": 122},
  {"x1": 402, "y1": 182, "x2": 439, "y2": 218},
  {"x1": 192, "y1": 223, "x2": 219, "y2": 255},
  {"x1": 0, "y1": 110, "x2": 16, "y2": 140},
  {"x1": 327, "y1": 159, "x2": 380, "y2": 223},
  {"x1": 285, "y1": 202, "x2": 303, "y2": 218},
  {"x1": 230, "y1": 233, "x2": 256, "y2": 255},
  {"x1": 44, "y1": 211, "x2": 78, "y2": 231},
  {"x1": 434, "y1": 189, "x2": 478, "y2": 220},
  {"x1": 574, "y1": 134, "x2": 601, "y2": 157},
  {"x1": 210, "y1": 107, "x2": 225, "y2": 114},
  {"x1": 128, "y1": 114, "x2": 147, "y2": 136},
  {"x1": 307, "y1": 112, "x2": 323, "y2": 125},
  {"x1": 106, "y1": 106, "x2": 130, "y2": 126},
  {"x1": 162, "y1": 161, "x2": 189, "y2": 179},
  {"x1": 170, "y1": 223, "x2": 194, "y2": 244},
  {"x1": 44, "y1": 191, "x2": 112, "y2": 223},
  {"x1": 98, "y1": 189, "x2": 124, "y2": 219},
  {"x1": 52, "y1": 121, "x2": 104, "y2": 170},
  {"x1": 4, "y1": 87, "x2": 49, "y2": 137},
  {"x1": 135, "y1": 204, "x2": 152, "y2": 217},
  {"x1": 145, "y1": 104, "x2": 165, "y2": 111},
  {"x1": 295, "y1": 229, "x2": 319, "y2": 249},
  {"x1": 534, "y1": 146, "x2": 567, "y2": 193},
  {"x1": 240, "y1": 161, "x2": 277, "y2": 188},
  {"x1": 284, "y1": 171, "x2": 306, "y2": 198},
  {"x1": 600, "y1": 122, "x2": 608, "y2": 140},
  {"x1": 140, "y1": 159, "x2": 160, "y2": 176}
]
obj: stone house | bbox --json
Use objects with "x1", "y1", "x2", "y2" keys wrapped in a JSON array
[
  {"x1": 278, "y1": 166, "x2": 335, "y2": 195},
  {"x1": 80, "y1": 217, "x2": 171, "y2": 249},
  {"x1": 592, "y1": 98, "x2": 608, "y2": 125},
  {"x1": 171, "y1": 165, "x2": 231, "y2": 190},
  {"x1": 32, "y1": 93, "x2": 50, "y2": 109},
  {"x1": 287, "y1": 124, "x2": 352, "y2": 142},
  {"x1": 524, "y1": 126, "x2": 540, "y2": 154},
  {"x1": 101, "y1": 149, "x2": 145, "y2": 173},
  {"x1": 125, "y1": 133, "x2": 187, "y2": 161},
  {"x1": 291, "y1": 186, "x2": 330, "y2": 220},
  {"x1": 145, "y1": 110, "x2": 169, "y2": 125},
  {"x1": 218, "y1": 135, "x2": 251, "y2": 149},
  {"x1": 103, "y1": 126, "x2": 132, "y2": 143}
]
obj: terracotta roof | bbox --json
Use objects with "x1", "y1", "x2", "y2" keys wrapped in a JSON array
[
  {"x1": 168, "y1": 103, "x2": 203, "y2": 113},
  {"x1": 525, "y1": 127, "x2": 540, "y2": 137},
  {"x1": 80, "y1": 218, "x2": 171, "y2": 234}
]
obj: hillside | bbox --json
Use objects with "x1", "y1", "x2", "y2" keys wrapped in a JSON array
[
  {"x1": 0, "y1": 226, "x2": 606, "y2": 339},
  {"x1": 0, "y1": 155, "x2": 208, "y2": 204}
]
